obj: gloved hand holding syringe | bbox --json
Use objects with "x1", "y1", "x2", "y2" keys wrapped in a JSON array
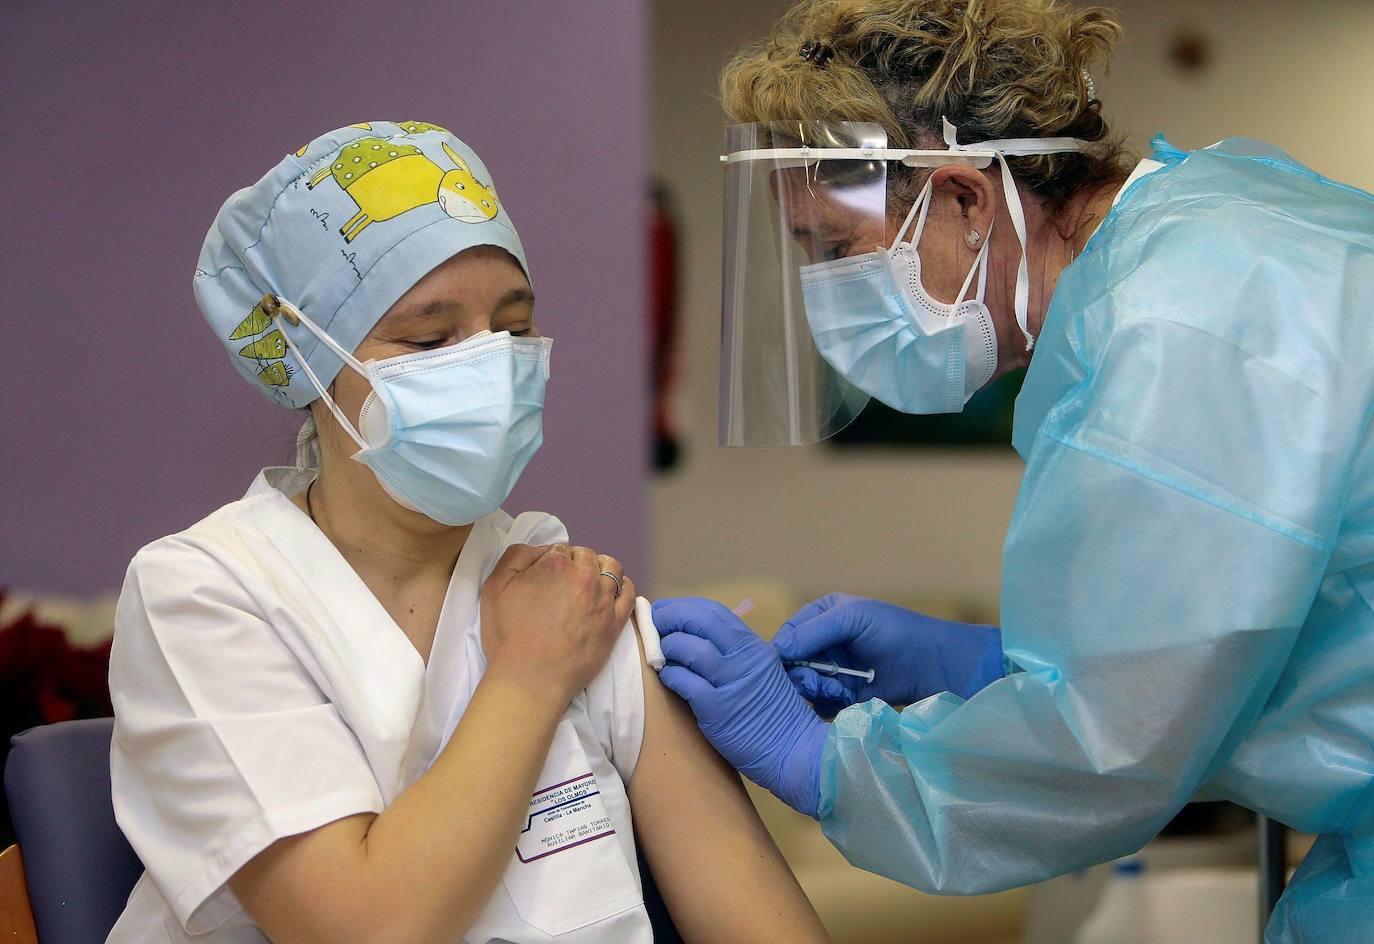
[
  {"x1": 636, "y1": 595, "x2": 878, "y2": 685},
  {"x1": 730, "y1": 598, "x2": 878, "y2": 685},
  {"x1": 772, "y1": 593, "x2": 1003, "y2": 713}
]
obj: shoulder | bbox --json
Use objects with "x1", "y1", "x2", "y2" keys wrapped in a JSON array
[
  {"x1": 1072, "y1": 153, "x2": 1374, "y2": 397},
  {"x1": 128, "y1": 467, "x2": 314, "y2": 575},
  {"x1": 487, "y1": 508, "x2": 570, "y2": 549},
  {"x1": 116, "y1": 481, "x2": 308, "y2": 655},
  {"x1": 126, "y1": 502, "x2": 259, "y2": 585},
  {"x1": 125, "y1": 488, "x2": 289, "y2": 590},
  {"x1": 112, "y1": 495, "x2": 322, "y2": 707},
  {"x1": 1107, "y1": 145, "x2": 1374, "y2": 284}
]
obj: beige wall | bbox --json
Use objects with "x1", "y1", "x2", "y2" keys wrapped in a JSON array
[{"x1": 649, "y1": 0, "x2": 1374, "y2": 619}]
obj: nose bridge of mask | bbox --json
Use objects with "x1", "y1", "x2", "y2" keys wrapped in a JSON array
[
  {"x1": 271, "y1": 300, "x2": 543, "y2": 453},
  {"x1": 270, "y1": 302, "x2": 549, "y2": 450}
]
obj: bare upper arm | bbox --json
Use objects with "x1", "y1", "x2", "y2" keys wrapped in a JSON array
[
  {"x1": 228, "y1": 813, "x2": 377, "y2": 944},
  {"x1": 627, "y1": 635, "x2": 830, "y2": 943}
]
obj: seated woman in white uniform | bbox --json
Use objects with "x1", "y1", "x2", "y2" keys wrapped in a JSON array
[{"x1": 105, "y1": 121, "x2": 830, "y2": 944}]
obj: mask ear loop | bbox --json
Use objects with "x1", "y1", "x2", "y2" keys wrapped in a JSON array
[
  {"x1": 890, "y1": 176, "x2": 936, "y2": 253},
  {"x1": 953, "y1": 218, "x2": 994, "y2": 307},
  {"x1": 892, "y1": 174, "x2": 992, "y2": 313},
  {"x1": 941, "y1": 116, "x2": 1090, "y2": 352},
  {"x1": 263, "y1": 295, "x2": 371, "y2": 452}
]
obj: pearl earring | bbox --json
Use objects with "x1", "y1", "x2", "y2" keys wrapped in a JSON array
[{"x1": 965, "y1": 229, "x2": 981, "y2": 248}]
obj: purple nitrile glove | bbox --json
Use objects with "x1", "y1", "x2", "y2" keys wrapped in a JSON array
[{"x1": 773, "y1": 593, "x2": 1004, "y2": 716}]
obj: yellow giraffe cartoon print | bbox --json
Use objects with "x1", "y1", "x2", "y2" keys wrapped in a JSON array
[
  {"x1": 229, "y1": 300, "x2": 293, "y2": 388},
  {"x1": 394, "y1": 120, "x2": 450, "y2": 136},
  {"x1": 295, "y1": 123, "x2": 373, "y2": 158},
  {"x1": 308, "y1": 138, "x2": 499, "y2": 242}
]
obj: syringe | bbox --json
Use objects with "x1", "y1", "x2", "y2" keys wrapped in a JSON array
[{"x1": 784, "y1": 660, "x2": 876, "y2": 683}]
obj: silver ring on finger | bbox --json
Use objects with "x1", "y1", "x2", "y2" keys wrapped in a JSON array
[{"x1": 599, "y1": 571, "x2": 624, "y2": 599}]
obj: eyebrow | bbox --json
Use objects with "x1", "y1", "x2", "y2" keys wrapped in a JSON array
[{"x1": 385, "y1": 288, "x2": 536, "y2": 326}]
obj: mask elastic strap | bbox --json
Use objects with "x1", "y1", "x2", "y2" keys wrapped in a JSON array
[
  {"x1": 941, "y1": 118, "x2": 1090, "y2": 351},
  {"x1": 954, "y1": 218, "x2": 994, "y2": 307},
  {"x1": 265, "y1": 295, "x2": 371, "y2": 451},
  {"x1": 892, "y1": 174, "x2": 990, "y2": 311},
  {"x1": 890, "y1": 176, "x2": 936, "y2": 252}
]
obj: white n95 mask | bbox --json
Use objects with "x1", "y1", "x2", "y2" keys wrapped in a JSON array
[
  {"x1": 267, "y1": 296, "x2": 551, "y2": 526},
  {"x1": 799, "y1": 176, "x2": 997, "y2": 414}
]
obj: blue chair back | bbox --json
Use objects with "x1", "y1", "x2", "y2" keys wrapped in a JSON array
[{"x1": 4, "y1": 718, "x2": 143, "y2": 944}]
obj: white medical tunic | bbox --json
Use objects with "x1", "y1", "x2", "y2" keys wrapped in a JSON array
[{"x1": 106, "y1": 467, "x2": 650, "y2": 943}]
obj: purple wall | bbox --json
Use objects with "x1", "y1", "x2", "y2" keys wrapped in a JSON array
[{"x1": 1, "y1": 1, "x2": 648, "y2": 596}]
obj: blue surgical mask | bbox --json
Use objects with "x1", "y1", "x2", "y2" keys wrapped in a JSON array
[
  {"x1": 799, "y1": 177, "x2": 998, "y2": 415},
  {"x1": 271, "y1": 297, "x2": 551, "y2": 525}
]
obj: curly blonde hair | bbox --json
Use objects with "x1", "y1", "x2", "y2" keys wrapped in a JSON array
[{"x1": 721, "y1": 0, "x2": 1132, "y2": 218}]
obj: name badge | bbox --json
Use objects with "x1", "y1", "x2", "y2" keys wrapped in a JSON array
[{"x1": 516, "y1": 770, "x2": 616, "y2": 862}]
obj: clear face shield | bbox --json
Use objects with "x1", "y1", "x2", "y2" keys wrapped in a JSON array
[
  {"x1": 719, "y1": 121, "x2": 887, "y2": 447},
  {"x1": 719, "y1": 118, "x2": 1088, "y2": 447}
]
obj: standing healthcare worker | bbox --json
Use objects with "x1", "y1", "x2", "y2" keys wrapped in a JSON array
[{"x1": 650, "y1": 2, "x2": 1374, "y2": 941}]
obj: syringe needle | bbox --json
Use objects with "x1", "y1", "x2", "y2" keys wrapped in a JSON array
[{"x1": 784, "y1": 659, "x2": 876, "y2": 684}]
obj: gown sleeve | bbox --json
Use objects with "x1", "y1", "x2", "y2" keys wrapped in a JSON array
[
  {"x1": 818, "y1": 308, "x2": 1346, "y2": 893},
  {"x1": 110, "y1": 538, "x2": 385, "y2": 933}
]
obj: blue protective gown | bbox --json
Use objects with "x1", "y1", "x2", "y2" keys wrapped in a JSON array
[{"x1": 818, "y1": 138, "x2": 1374, "y2": 943}]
